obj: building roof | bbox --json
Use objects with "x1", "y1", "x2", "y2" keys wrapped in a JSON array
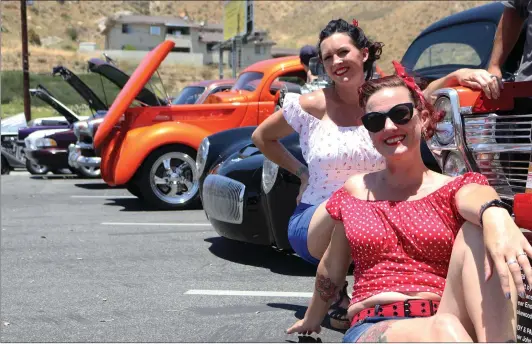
[
  {"x1": 109, "y1": 14, "x2": 223, "y2": 30},
  {"x1": 199, "y1": 32, "x2": 224, "y2": 43},
  {"x1": 254, "y1": 40, "x2": 276, "y2": 46},
  {"x1": 271, "y1": 47, "x2": 301, "y2": 57}
]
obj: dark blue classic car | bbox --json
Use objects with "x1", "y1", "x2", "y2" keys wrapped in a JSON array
[{"x1": 198, "y1": 2, "x2": 526, "y2": 250}]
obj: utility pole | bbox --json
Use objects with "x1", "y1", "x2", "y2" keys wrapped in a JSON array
[{"x1": 21, "y1": 0, "x2": 31, "y2": 122}]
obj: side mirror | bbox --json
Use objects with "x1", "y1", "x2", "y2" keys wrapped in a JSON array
[{"x1": 309, "y1": 56, "x2": 325, "y2": 76}]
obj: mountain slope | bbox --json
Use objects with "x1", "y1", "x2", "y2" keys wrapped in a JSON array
[{"x1": 1, "y1": 0, "x2": 490, "y2": 75}]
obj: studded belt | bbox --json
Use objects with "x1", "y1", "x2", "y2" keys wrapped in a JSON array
[{"x1": 350, "y1": 299, "x2": 440, "y2": 327}]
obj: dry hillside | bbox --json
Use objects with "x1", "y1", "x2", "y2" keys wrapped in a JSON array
[{"x1": 1, "y1": 0, "x2": 490, "y2": 76}]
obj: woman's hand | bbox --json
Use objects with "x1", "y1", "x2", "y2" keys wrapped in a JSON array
[
  {"x1": 286, "y1": 318, "x2": 322, "y2": 336},
  {"x1": 482, "y1": 208, "x2": 532, "y2": 298},
  {"x1": 453, "y1": 68, "x2": 503, "y2": 100}
]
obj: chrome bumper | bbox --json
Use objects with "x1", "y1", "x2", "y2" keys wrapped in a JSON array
[
  {"x1": 202, "y1": 174, "x2": 245, "y2": 224},
  {"x1": 68, "y1": 144, "x2": 101, "y2": 169}
]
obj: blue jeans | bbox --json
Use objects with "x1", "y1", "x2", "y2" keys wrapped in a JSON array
[
  {"x1": 287, "y1": 202, "x2": 320, "y2": 266},
  {"x1": 342, "y1": 317, "x2": 403, "y2": 342}
]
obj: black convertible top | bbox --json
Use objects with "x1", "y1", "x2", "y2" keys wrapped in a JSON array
[{"x1": 419, "y1": 2, "x2": 504, "y2": 37}]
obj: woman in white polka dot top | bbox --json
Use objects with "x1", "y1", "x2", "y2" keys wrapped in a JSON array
[
  {"x1": 286, "y1": 65, "x2": 532, "y2": 342},
  {"x1": 252, "y1": 19, "x2": 386, "y2": 329}
]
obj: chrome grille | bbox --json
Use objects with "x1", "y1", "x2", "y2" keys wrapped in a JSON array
[
  {"x1": 464, "y1": 113, "x2": 532, "y2": 199},
  {"x1": 202, "y1": 175, "x2": 245, "y2": 224}
]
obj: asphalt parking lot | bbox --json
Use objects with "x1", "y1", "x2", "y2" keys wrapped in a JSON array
[{"x1": 1, "y1": 171, "x2": 345, "y2": 342}]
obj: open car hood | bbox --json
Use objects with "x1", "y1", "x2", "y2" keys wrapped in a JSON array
[
  {"x1": 52, "y1": 65, "x2": 108, "y2": 112},
  {"x1": 87, "y1": 58, "x2": 167, "y2": 106},
  {"x1": 93, "y1": 41, "x2": 175, "y2": 148},
  {"x1": 30, "y1": 85, "x2": 80, "y2": 124}
]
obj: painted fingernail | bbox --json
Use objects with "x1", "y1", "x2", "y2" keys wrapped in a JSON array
[
  {"x1": 505, "y1": 292, "x2": 511, "y2": 299},
  {"x1": 520, "y1": 292, "x2": 526, "y2": 298}
]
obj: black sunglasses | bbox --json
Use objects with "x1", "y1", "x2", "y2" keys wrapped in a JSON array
[{"x1": 362, "y1": 103, "x2": 414, "y2": 133}]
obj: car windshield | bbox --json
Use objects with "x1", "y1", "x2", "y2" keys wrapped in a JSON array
[
  {"x1": 172, "y1": 86, "x2": 206, "y2": 105},
  {"x1": 231, "y1": 72, "x2": 264, "y2": 92},
  {"x1": 401, "y1": 21, "x2": 497, "y2": 74}
]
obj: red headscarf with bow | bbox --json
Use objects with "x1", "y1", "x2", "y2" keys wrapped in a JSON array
[{"x1": 392, "y1": 60, "x2": 426, "y2": 106}]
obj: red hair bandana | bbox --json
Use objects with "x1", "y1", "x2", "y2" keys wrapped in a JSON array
[{"x1": 392, "y1": 60, "x2": 426, "y2": 106}]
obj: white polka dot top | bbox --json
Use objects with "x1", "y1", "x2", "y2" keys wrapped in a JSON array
[
  {"x1": 325, "y1": 172, "x2": 489, "y2": 305},
  {"x1": 282, "y1": 92, "x2": 386, "y2": 205}
]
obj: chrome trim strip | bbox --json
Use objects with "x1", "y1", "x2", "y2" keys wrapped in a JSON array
[
  {"x1": 460, "y1": 106, "x2": 472, "y2": 115},
  {"x1": 78, "y1": 142, "x2": 94, "y2": 150},
  {"x1": 469, "y1": 144, "x2": 532, "y2": 153}
]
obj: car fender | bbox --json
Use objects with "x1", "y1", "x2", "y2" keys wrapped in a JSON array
[
  {"x1": 202, "y1": 126, "x2": 258, "y2": 178},
  {"x1": 111, "y1": 121, "x2": 210, "y2": 185}
]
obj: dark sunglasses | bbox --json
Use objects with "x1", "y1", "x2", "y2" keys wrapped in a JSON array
[{"x1": 362, "y1": 103, "x2": 414, "y2": 133}]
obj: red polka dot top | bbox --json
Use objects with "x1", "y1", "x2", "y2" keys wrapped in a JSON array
[{"x1": 325, "y1": 172, "x2": 489, "y2": 305}]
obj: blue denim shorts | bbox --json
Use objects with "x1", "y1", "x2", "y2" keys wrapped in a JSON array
[
  {"x1": 287, "y1": 202, "x2": 320, "y2": 266},
  {"x1": 342, "y1": 316, "x2": 402, "y2": 342}
]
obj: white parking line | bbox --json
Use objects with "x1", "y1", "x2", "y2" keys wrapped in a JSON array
[
  {"x1": 101, "y1": 222, "x2": 211, "y2": 226},
  {"x1": 71, "y1": 195, "x2": 136, "y2": 199},
  {"x1": 184, "y1": 289, "x2": 313, "y2": 298}
]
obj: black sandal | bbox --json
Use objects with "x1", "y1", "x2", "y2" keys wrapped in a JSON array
[{"x1": 328, "y1": 281, "x2": 350, "y2": 330}]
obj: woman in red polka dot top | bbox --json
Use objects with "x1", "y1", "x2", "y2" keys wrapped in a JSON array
[{"x1": 286, "y1": 62, "x2": 532, "y2": 342}]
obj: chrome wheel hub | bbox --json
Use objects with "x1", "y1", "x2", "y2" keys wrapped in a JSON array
[{"x1": 149, "y1": 152, "x2": 198, "y2": 205}]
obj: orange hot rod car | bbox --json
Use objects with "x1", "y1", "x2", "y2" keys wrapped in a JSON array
[{"x1": 92, "y1": 40, "x2": 307, "y2": 210}]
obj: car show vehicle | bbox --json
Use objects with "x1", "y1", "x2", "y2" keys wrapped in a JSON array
[
  {"x1": 22, "y1": 62, "x2": 119, "y2": 177},
  {"x1": 1, "y1": 113, "x2": 70, "y2": 175},
  {"x1": 198, "y1": 2, "x2": 528, "y2": 250},
  {"x1": 68, "y1": 57, "x2": 170, "y2": 179},
  {"x1": 172, "y1": 79, "x2": 235, "y2": 105},
  {"x1": 92, "y1": 40, "x2": 307, "y2": 210},
  {"x1": 18, "y1": 86, "x2": 89, "y2": 175}
]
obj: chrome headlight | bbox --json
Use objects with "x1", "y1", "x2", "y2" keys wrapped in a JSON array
[
  {"x1": 196, "y1": 137, "x2": 210, "y2": 176},
  {"x1": 24, "y1": 137, "x2": 36, "y2": 150},
  {"x1": 433, "y1": 96, "x2": 454, "y2": 145},
  {"x1": 443, "y1": 152, "x2": 467, "y2": 177},
  {"x1": 73, "y1": 121, "x2": 88, "y2": 138},
  {"x1": 262, "y1": 157, "x2": 279, "y2": 194},
  {"x1": 35, "y1": 138, "x2": 57, "y2": 148}
]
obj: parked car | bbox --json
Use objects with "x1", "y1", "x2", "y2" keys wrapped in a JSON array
[
  {"x1": 69, "y1": 78, "x2": 235, "y2": 179},
  {"x1": 172, "y1": 79, "x2": 235, "y2": 105},
  {"x1": 198, "y1": 1, "x2": 528, "y2": 250},
  {"x1": 1, "y1": 113, "x2": 70, "y2": 174},
  {"x1": 92, "y1": 40, "x2": 307, "y2": 210},
  {"x1": 19, "y1": 85, "x2": 91, "y2": 175},
  {"x1": 68, "y1": 57, "x2": 171, "y2": 179}
]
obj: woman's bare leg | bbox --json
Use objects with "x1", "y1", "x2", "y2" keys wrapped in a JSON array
[
  {"x1": 355, "y1": 314, "x2": 472, "y2": 342},
  {"x1": 306, "y1": 201, "x2": 336, "y2": 260},
  {"x1": 355, "y1": 222, "x2": 517, "y2": 342}
]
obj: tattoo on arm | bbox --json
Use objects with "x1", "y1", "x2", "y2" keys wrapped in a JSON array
[
  {"x1": 295, "y1": 165, "x2": 308, "y2": 179},
  {"x1": 315, "y1": 274, "x2": 340, "y2": 303},
  {"x1": 356, "y1": 320, "x2": 395, "y2": 343}
]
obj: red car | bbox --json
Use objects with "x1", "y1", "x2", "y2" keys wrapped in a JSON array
[{"x1": 171, "y1": 79, "x2": 235, "y2": 105}]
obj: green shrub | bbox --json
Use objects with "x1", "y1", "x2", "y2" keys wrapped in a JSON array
[
  {"x1": 66, "y1": 27, "x2": 78, "y2": 41},
  {"x1": 28, "y1": 28, "x2": 41, "y2": 46},
  {"x1": 1, "y1": 70, "x2": 122, "y2": 109},
  {"x1": 61, "y1": 43, "x2": 76, "y2": 51},
  {"x1": 122, "y1": 44, "x2": 137, "y2": 51}
]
